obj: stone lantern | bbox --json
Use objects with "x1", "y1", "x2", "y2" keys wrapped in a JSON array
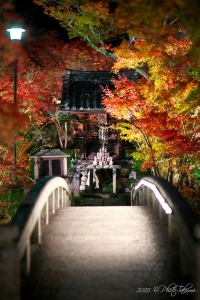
[{"x1": 31, "y1": 149, "x2": 70, "y2": 181}]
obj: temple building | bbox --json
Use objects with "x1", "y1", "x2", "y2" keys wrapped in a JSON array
[{"x1": 59, "y1": 69, "x2": 137, "y2": 160}]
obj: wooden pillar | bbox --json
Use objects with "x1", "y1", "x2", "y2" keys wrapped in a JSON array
[
  {"x1": 63, "y1": 157, "x2": 68, "y2": 177},
  {"x1": 82, "y1": 115, "x2": 88, "y2": 159},
  {"x1": 34, "y1": 157, "x2": 40, "y2": 180},
  {"x1": 89, "y1": 169, "x2": 93, "y2": 192},
  {"x1": 117, "y1": 130, "x2": 122, "y2": 158}
]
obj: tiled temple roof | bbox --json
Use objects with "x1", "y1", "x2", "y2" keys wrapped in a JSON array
[{"x1": 59, "y1": 69, "x2": 138, "y2": 112}]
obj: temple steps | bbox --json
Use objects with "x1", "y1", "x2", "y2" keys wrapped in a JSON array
[{"x1": 75, "y1": 194, "x2": 130, "y2": 206}]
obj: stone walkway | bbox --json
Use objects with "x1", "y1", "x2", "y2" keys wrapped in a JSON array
[{"x1": 21, "y1": 206, "x2": 193, "y2": 300}]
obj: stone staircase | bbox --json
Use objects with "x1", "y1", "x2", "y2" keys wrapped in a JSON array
[
  {"x1": 75, "y1": 194, "x2": 129, "y2": 206},
  {"x1": 21, "y1": 206, "x2": 187, "y2": 300}
]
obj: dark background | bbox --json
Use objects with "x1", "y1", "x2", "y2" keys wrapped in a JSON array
[{"x1": 14, "y1": 0, "x2": 66, "y2": 36}]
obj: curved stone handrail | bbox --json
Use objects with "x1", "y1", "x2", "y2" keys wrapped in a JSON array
[
  {"x1": 131, "y1": 176, "x2": 200, "y2": 295},
  {"x1": 0, "y1": 176, "x2": 72, "y2": 300}
]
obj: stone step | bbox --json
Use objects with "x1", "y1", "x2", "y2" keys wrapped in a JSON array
[{"x1": 74, "y1": 197, "x2": 128, "y2": 206}]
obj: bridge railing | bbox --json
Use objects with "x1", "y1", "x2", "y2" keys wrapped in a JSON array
[
  {"x1": 131, "y1": 176, "x2": 200, "y2": 297},
  {"x1": 0, "y1": 176, "x2": 72, "y2": 300}
]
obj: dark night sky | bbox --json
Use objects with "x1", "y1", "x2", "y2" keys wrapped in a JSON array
[
  {"x1": 14, "y1": 0, "x2": 66, "y2": 36},
  {"x1": 13, "y1": 0, "x2": 200, "y2": 46}
]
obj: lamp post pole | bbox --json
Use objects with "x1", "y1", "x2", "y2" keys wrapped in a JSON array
[
  {"x1": 13, "y1": 59, "x2": 17, "y2": 105},
  {"x1": 13, "y1": 59, "x2": 17, "y2": 165},
  {"x1": 6, "y1": 27, "x2": 25, "y2": 166}
]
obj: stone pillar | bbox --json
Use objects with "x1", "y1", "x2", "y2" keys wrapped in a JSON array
[
  {"x1": 113, "y1": 168, "x2": 116, "y2": 193},
  {"x1": 72, "y1": 173, "x2": 80, "y2": 196}
]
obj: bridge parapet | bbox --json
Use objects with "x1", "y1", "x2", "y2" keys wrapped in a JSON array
[
  {"x1": 0, "y1": 176, "x2": 72, "y2": 300},
  {"x1": 131, "y1": 176, "x2": 200, "y2": 299}
]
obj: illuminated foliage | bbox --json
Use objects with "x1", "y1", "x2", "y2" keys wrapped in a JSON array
[
  {"x1": 103, "y1": 20, "x2": 200, "y2": 185},
  {"x1": 0, "y1": 0, "x2": 199, "y2": 192},
  {"x1": 0, "y1": 28, "x2": 68, "y2": 190},
  {"x1": 34, "y1": 0, "x2": 200, "y2": 65},
  {"x1": 33, "y1": 0, "x2": 117, "y2": 58}
]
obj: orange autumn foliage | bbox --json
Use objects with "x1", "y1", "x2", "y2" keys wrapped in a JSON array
[{"x1": 103, "y1": 21, "x2": 200, "y2": 182}]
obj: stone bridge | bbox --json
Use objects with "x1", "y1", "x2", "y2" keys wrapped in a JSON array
[{"x1": 0, "y1": 176, "x2": 199, "y2": 300}]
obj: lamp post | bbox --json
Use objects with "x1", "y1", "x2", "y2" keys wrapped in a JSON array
[{"x1": 6, "y1": 27, "x2": 25, "y2": 165}]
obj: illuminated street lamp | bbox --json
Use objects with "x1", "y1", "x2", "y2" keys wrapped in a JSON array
[
  {"x1": 6, "y1": 27, "x2": 25, "y2": 165},
  {"x1": 6, "y1": 27, "x2": 25, "y2": 40}
]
